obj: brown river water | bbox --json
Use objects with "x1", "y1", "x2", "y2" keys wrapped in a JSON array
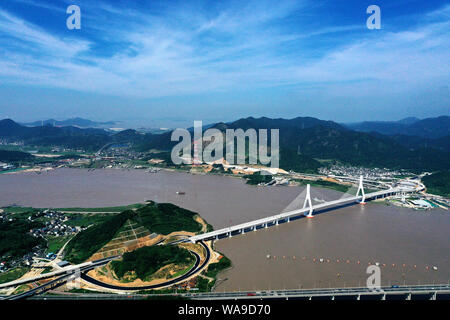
[{"x1": 0, "y1": 168, "x2": 448, "y2": 290}]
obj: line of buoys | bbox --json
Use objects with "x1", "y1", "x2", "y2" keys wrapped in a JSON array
[{"x1": 264, "y1": 255, "x2": 436, "y2": 272}]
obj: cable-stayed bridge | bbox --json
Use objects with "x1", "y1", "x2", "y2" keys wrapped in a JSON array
[{"x1": 187, "y1": 176, "x2": 415, "y2": 243}]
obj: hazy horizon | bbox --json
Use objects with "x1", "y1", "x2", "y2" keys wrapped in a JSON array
[{"x1": 3, "y1": 114, "x2": 449, "y2": 130}]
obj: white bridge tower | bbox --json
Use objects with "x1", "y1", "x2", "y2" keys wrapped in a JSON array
[
  {"x1": 303, "y1": 184, "x2": 314, "y2": 218},
  {"x1": 356, "y1": 175, "x2": 366, "y2": 204}
]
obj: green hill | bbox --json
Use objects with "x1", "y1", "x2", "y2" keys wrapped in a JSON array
[
  {"x1": 208, "y1": 118, "x2": 450, "y2": 172},
  {"x1": 0, "y1": 219, "x2": 45, "y2": 262},
  {"x1": 422, "y1": 171, "x2": 450, "y2": 198},
  {"x1": 0, "y1": 149, "x2": 33, "y2": 162},
  {"x1": 64, "y1": 202, "x2": 203, "y2": 263},
  {"x1": 64, "y1": 211, "x2": 133, "y2": 264},
  {"x1": 111, "y1": 245, "x2": 193, "y2": 281},
  {"x1": 135, "y1": 202, "x2": 202, "y2": 235}
]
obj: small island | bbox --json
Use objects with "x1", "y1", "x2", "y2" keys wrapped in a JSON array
[{"x1": 0, "y1": 201, "x2": 231, "y2": 295}]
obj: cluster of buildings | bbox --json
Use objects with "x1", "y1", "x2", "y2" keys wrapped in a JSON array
[
  {"x1": 83, "y1": 149, "x2": 148, "y2": 169},
  {"x1": 0, "y1": 242, "x2": 46, "y2": 272},
  {"x1": 0, "y1": 209, "x2": 82, "y2": 273},
  {"x1": 100, "y1": 146, "x2": 145, "y2": 161},
  {"x1": 29, "y1": 210, "x2": 80, "y2": 238},
  {"x1": 319, "y1": 165, "x2": 411, "y2": 180},
  {"x1": 49, "y1": 147, "x2": 80, "y2": 153},
  {"x1": 0, "y1": 140, "x2": 23, "y2": 146},
  {"x1": 175, "y1": 275, "x2": 199, "y2": 291},
  {"x1": 21, "y1": 246, "x2": 47, "y2": 267},
  {"x1": 0, "y1": 162, "x2": 15, "y2": 171}
]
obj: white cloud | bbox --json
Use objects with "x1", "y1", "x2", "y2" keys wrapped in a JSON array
[
  {"x1": 0, "y1": 11, "x2": 89, "y2": 56},
  {"x1": 0, "y1": 1, "x2": 448, "y2": 102}
]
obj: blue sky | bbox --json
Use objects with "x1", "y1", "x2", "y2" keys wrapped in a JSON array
[{"x1": 0, "y1": 0, "x2": 448, "y2": 127}]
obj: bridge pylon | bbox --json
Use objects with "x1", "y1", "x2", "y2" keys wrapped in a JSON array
[
  {"x1": 303, "y1": 184, "x2": 314, "y2": 218},
  {"x1": 356, "y1": 175, "x2": 366, "y2": 204}
]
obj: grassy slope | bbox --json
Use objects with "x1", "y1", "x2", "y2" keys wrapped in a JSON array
[
  {"x1": 134, "y1": 202, "x2": 202, "y2": 235},
  {"x1": 111, "y1": 245, "x2": 193, "y2": 281},
  {"x1": 422, "y1": 171, "x2": 450, "y2": 197},
  {"x1": 64, "y1": 202, "x2": 203, "y2": 263},
  {"x1": 0, "y1": 267, "x2": 30, "y2": 284},
  {"x1": 64, "y1": 211, "x2": 132, "y2": 264}
]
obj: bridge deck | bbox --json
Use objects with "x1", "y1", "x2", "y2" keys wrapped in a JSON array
[{"x1": 189, "y1": 187, "x2": 410, "y2": 242}]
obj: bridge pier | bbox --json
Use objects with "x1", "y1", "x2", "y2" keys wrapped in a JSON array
[
  {"x1": 241, "y1": 228, "x2": 245, "y2": 234},
  {"x1": 303, "y1": 184, "x2": 314, "y2": 218},
  {"x1": 357, "y1": 175, "x2": 366, "y2": 204}
]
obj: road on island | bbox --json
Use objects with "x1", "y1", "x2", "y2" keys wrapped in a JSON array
[{"x1": 80, "y1": 240, "x2": 211, "y2": 291}]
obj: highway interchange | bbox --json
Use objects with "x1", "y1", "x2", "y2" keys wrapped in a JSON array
[{"x1": 1, "y1": 241, "x2": 211, "y2": 299}]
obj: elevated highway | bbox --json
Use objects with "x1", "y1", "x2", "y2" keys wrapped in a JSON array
[
  {"x1": 0, "y1": 256, "x2": 119, "y2": 290},
  {"x1": 15, "y1": 284, "x2": 450, "y2": 301},
  {"x1": 186, "y1": 284, "x2": 450, "y2": 300}
]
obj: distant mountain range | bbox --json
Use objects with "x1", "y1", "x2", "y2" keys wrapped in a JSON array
[
  {"x1": 1, "y1": 115, "x2": 449, "y2": 172},
  {"x1": 21, "y1": 117, "x2": 117, "y2": 128},
  {"x1": 205, "y1": 117, "x2": 450, "y2": 171},
  {"x1": 0, "y1": 119, "x2": 112, "y2": 151},
  {"x1": 132, "y1": 115, "x2": 450, "y2": 172},
  {"x1": 345, "y1": 116, "x2": 450, "y2": 139}
]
